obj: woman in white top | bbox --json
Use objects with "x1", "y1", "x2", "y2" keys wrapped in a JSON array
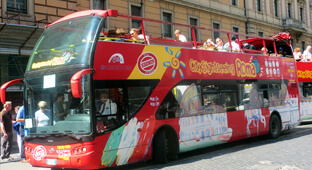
[
  {"x1": 35, "y1": 101, "x2": 52, "y2": 127},
  {"x1": 302, "y1": 46, "x2": 312, "y2": 62},
  {"x1": 293, "y1": 48, "x2": 302, "y2": 61}
]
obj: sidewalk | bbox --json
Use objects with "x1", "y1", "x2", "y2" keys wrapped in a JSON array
[{"x1": 0, "y1": 142, "x2": 48, "y2": 170}]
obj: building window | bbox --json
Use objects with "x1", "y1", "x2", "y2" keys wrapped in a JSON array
[
  {"x1": 300, "y1": 7, "x2": 304, "y2": 21},
  {"x1": 213, "y1": 22, "x2": 220, "y2": 40},
  {"x1": 232, "y1": 0, "x2": 237, "y2": 6},
  {"x1": 288, "y1": 3, "x2": 292, "y2": 18},
  {"x1": 93, "y1": 0, "x2": 106, "y2": 9},
  {"x1": 131, "y1": 5, "x2": 142, "y2": 29},
  {"x1": 93, "y1": 0, "x2": 107, "y2": 28},
  {"x1": 232, "y1": 26, "x2": 239, "y2": 39},
  {"x1": 302, "y1": 41, "x2": 305, "y2": 52},
  {"x1": 258, "y1": 31, "x2": 264, "y2": 37},
  {"x1": 7, "y1": 0, "x2": 27, "y2": 14},
  {"x1": 162, "y1": 12, "x2": 173, "y2": 38},
  {"x1": 274, "y1": 0, "x2": 278, "y2": 17},
  {"x1": 189, "y1": 17, "x2": 198, "y2": 41},
  {"x1": 257, "y1": 0, "x2": 261, "y2": 12}
]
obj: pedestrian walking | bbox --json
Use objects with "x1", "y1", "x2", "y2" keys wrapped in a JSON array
[{"x1": 0, "y1": 101, "x2": 14, "y2": 161}]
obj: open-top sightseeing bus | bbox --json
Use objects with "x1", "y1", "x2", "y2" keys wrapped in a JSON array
[
  {"x1": 296, "y1": 62, "x2": 312, "y2": 121},
  {"x1": 0, "y1": 9, "x2": 300, "y2": 169}
]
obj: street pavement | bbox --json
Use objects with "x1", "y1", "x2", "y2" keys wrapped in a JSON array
[{"x1": 1, "y1": 122, "x2": 312, "y2": 170}]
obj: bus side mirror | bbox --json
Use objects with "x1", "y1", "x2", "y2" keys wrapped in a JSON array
[
  {"x1": 0, "y1": 78, "x2": 23, "y2": 104},
  {"x1": 71, "y1": 69, "x2": 93, "y2": 98}
]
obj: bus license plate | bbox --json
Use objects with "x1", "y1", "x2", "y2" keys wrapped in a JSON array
[{"x1": 46, "y1": 159, "x2": 57, "y2": 165}]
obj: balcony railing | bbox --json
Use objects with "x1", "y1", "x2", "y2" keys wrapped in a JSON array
[{"x1": 282, "y1": 18, "x2": 307, "y2": 31}]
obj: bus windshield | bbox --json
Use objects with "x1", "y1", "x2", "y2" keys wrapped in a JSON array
[
  {"x1": 26, "y1": 16, "x2": 102, "y2": 71},
  {"x1": 24, "y1": 70, "x2": 91, "y2": 136}
]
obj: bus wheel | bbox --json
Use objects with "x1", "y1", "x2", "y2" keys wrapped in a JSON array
[
  {"x1": 153, "y1": 129, "x2": 168, "y2": 164},
  {"x1": 268, "y1": 114, "x2": 281, "y2": 139}
]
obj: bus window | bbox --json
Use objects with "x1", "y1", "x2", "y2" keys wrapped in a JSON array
[
  {"x1": 156, "y1": 89, "x2": 180, "y2": 119},
  {"x1": 237, "y1": 83, "x2": 263, "y2": 110},
  {"x1": 302, "y1": 83, "x2": 312, "y2": 98},
  {"x1": 156, "y1": 83, "x2": 203, "y2": 119},
  {"x1": 202, "y1": 84, "x2": 237, "y2": 112},
  {"x1": 94, "y1": 80, "x2": 157, "y2": 133}
]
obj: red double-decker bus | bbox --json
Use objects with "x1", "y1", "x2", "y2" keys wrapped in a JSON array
[
  {"x1": 0, "y1": 9, "x2": 300, "y2": 169},
  {"x1": 296, "y1": 62, "x2": 312, "y2": 121}
]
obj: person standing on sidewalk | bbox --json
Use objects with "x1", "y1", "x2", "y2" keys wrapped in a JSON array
[
  {"x1": 13, "y1": 106, "x2": 20, "y2": 157},
  {"x1": 0, "y1": 101, "x2": 13, "y2": 161},
  {"x1": 16, "y1": 105, "x2": 26, "y2": 162}
]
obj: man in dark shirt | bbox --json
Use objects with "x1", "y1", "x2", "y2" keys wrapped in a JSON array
[{"x1": 0, "y1": 101, "x2": 13, "y2": 161}]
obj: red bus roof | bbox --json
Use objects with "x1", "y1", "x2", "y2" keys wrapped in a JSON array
[{"x1": 47, "y1": 9, "x2": 118, "y2": 28}]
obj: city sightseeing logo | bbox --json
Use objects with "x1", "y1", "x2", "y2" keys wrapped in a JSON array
[
  {"x1": 137, "y1": 52, "x2": 158, "y2": 75},
  {"x1": 33, "y1": 145, "x2": 47, "y2": 161},
  {"x1": 163, "y1": 47, "x2": 186, "y2": 78}
]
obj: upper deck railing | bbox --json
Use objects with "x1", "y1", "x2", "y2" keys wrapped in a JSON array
[
  {"x1": 115, "y1": 10, "x2": 292, "y2": 57},
  {"x1": 50, "y1": 9, "x2": 294, "y2": 58}
]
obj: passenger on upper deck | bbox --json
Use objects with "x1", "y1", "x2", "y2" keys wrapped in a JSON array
[
  {"x1": 130, "y1": 28, "x2": 149, "y2": 42},
  {"x1": 302, "y1": 46, "x2": 312, "y2": 62},
  {"x1": 215, "y1": 37, "x2": 225, "y2": 51},
  {"x1": 224, "y1": 37, "x2": 240, "y2": 51},
  {"x1": 116, "y1": 28, "x2": 126, "y2": 40},
  {"x1": 242, "y1": 41, "x2": 256, "y2": 50},
  {"x1": 130, "y1": 28, "x2": 141, "y2": 41},
  {"x1": 261, "y1": 47, "x2": 268, "y2": 55},
  {"x1": 294, "y1": 48, "x2": 302, "y2": 61},
  {"x1": 278, "y1": 47, "x2": 287, "y2": 57},
  {"x1": 104, "y1": 30, "x2": 117, "y2": 41},
  {"x1": 203, "y1": 38, "x2": 216, "y2": 50},
  {"x1": 174, "y1": 30, "x2": 187, "y2": 42}
]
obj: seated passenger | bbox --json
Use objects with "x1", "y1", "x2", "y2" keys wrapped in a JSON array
[
  {"x1": 242, "y1": 41, "x2": 256, "y2": 50},
  {"x1": 302, "y1": 46, "x2": 312, "y2": 62},
  {"x1": 104, "y1": 30, "x2": 117, "y2": 41},
  {"x1": 278, "y1": 47, "x2": 287, "y2": 57},
  {"x1": 35, "y1": 101, "x2": 52, "y2": 127},
  {"x1": 215, "y1": 37, "x2": 225, "y2": 51},
  {"x1": 261, "y1": 47, "x2": 268, "y2": 55},
  {"x1": 116, "y1": 28, "x2": 126, "y2": 41},
  {"x1": 130, "y1": 28, "x2": 149, "y2": 42},
  {"x1": 98, "y1": 92, "x2": 117, "y2": 120},
  {"x1": 203, "y1": 38, "x2": 216, "y2": 50},
  {"x1": 294, "y1": 48, "x2": 302, "y2": 61},
  {"x1": 174, "y1": 30, "x2": 187, "y2": 42},
  {"x1": 224, "y1": 37, "x2": 240, "y2": 51}
]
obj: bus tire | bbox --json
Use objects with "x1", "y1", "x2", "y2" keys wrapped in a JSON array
[
  {"x1": 268, "y1": 114, "x2": 281, "y2": 139},
  {"x1": 153, "y1": 129, "x2": 168, "y2": 164}
]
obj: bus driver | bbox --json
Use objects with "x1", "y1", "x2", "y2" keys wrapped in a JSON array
[{"x1": 98, "y1": 92, "x2": 117, "y2": 120}]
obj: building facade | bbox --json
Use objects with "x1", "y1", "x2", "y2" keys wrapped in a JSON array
[{"x1": 0, "y1": 0, "x2": 311, "y2": 107}]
